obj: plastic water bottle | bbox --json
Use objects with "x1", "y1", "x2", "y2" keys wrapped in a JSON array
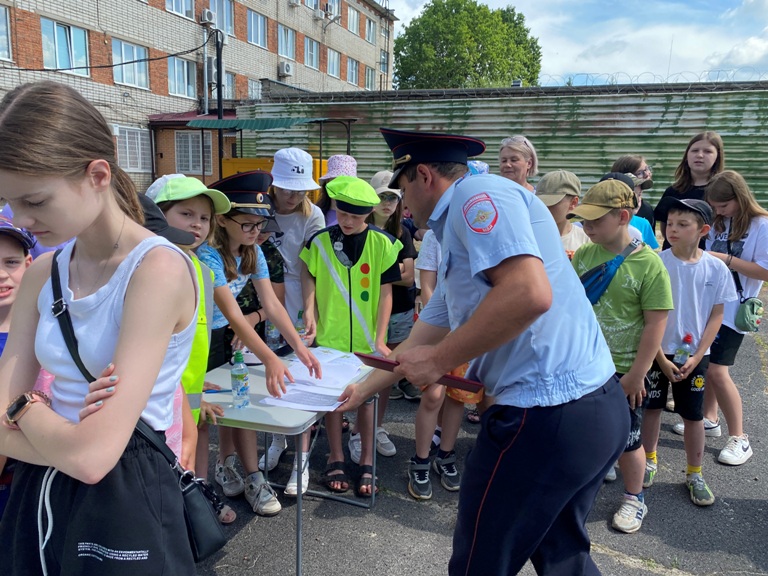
[
  {"x1": 673, "y1": 333, "x2": 694, "y2": 366},
  {"x1": 295, "y1": 310, "x2": 308, "y2": 345},
  {"x1": 231, "y1": 350, "x2": 250, "y2": 409},
  {"x1": 265, "y1": 320, "x2": 282, "y2": 351}
]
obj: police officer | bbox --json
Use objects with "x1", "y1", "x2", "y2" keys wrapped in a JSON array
[{"x1": 339, "y1": 128, "x2": 630, "y2": 575}]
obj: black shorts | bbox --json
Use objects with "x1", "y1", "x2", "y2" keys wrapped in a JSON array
[
  {"x1": 646, "y1": 355, "x2": 709, "y2": 421},
  {"x1": 0, "y1": 430, "x2": 195, "y2": 576},
  {"x1": 616, "y1": 373, "x2": 649, "y2": 452},
  {"x1": 710, "y1": 324, "x2": 745, "y2": 367}
]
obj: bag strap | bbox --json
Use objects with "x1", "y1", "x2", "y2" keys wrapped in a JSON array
[
  {"x1": 726, "y1": 240, "x2": 746, "y2": 302},
  {"x1": 580, "y1": 238, "x2": 640, "y2": 282},
  {"x1": 50, "y1": 251, "x2": 179, "y2": 468}
]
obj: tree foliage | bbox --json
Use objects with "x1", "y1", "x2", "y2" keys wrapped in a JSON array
[{"x1": 394, "y1": 0, "x2": 541, "y2": 90}]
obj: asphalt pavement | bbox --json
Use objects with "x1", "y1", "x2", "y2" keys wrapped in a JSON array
[{"x1": 198, "y1": 324, "x2": 768, "y2": 576}]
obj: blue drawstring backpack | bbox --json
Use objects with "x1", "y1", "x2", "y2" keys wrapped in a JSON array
[{"x1": 580, "y1": 239, "x2": 641, "y2": 305}]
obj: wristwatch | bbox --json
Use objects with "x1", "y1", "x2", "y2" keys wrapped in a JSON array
[{"x1": 4, "y1": 390, "x2": 51, "y2": 430}]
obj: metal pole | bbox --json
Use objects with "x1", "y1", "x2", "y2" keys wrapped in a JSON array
[{"x1": 216, "y1": 29, "x2": 224, "y2": 179}]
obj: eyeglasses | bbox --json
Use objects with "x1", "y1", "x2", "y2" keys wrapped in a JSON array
[
  {"x1": 276, "y1": 188, "x2": 307, "y2": 197},
  {"x1": 634, "y1": 166, "x2": 653, "y2": 178},
  {"x1": 226, "y1": 216, "x2": 268, "y2": 233},
  {"x1": 378, "y1": 194, "x2": 399, "y2": 204}
]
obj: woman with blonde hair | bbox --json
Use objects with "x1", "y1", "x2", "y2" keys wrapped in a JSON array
[{"x1": 498, "y1": 135, "x2": 538, "y2": 191}]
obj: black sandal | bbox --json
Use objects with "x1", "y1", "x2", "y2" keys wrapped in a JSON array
[
  {"x1": 466, "y1": 408, "x2": 481, "y2": 424},
  {"x1": 322, "y1": 461, "x2": 350, "y2": 493},
  {"x1": 357, "y1": 464, "x2": 379, "y2": 498}
]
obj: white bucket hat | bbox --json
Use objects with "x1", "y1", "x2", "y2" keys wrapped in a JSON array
[{"x1": 271, "y1": 148, "x2": 320, "y2": 191}]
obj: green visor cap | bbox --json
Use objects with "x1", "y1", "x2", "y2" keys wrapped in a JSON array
[
  {"x1": 150, "y1": 176, "x2": 232, "y2": 215},
  {"x1": 326, "y1": 176, "x2": 381, "y2": 214}
]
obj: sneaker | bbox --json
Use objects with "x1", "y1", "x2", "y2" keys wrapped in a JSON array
[
  {"x1": 611, "y1": 494, "x2": 648, "y2": 534},
  {"x1": 718, "y1": 435, "x2": 753, "y2": 466},
  {"x1": 686, "y1": 472, "x2": 715, "y2": 506},
  {"x1": 432, "y1": 452, "x2": 461, "y2": 491},
  {"x1": 407, "y1": 459, "x2": 432, "y2": 500},
  {"x1": 284, "y1": 455, "x2": 309, "y2": 497},
  {"x1": 398, "y1": 380, "x2": 422, "y2": 401},
  {"x1": 665, "y1": 398, "x2": 675, "y2": 412},
  {"x1": 244, "y1": 472, "x2": 281, "y2": 516},
  {"x1": 348, "y1": 432, "x2": 362, "y2": 464},
  {"x1": 604, "y1": 464, "x2": 617, "y2": 483},
  {"x1": 672, "y1": 418, "x2": 721, "y2": 437},
  {"x1": 376, "y1": 428, "x2": 397, "y2": 457},
  {"x1": 215, "y1": 454, "x2": 245, "y2": 497},
  {"x1": 258, "y1": 434, "x2": 288, "y2": 472},
  {"x1": 389, "y1": 384, "x2": 404, "y2": 400},
  {"x1": 643, "y1": 461, "x2": 657, "y2": 488}
]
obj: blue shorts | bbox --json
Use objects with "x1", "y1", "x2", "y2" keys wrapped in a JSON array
[{"x1": 387, "y1": 309, "x2": 414, "y2": 344}]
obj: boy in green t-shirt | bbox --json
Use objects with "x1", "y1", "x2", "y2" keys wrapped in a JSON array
[
  {"x1": 301, "y1": 176, "x2": 402, "y2": 497},
  {"x1": 570, "y1": 179, "x2": 673, "y2": 534}
]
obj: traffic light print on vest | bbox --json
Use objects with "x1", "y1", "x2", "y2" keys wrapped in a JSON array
[{"x1": 360, "y1": 263, "x2": 370, "y2": 301}]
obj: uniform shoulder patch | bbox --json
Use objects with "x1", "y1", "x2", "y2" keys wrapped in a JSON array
[{"x1": 462, "y1": 192, "x2": 498, "y2": 234}]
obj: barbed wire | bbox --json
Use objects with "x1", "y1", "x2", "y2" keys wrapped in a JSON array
[{"x1": 537, "y1": 68, "x2": 768, "y2": 88}]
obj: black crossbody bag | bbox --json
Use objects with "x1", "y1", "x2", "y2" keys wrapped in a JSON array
[{"x1": 50, "y1": 250, "x2": 227, "y2": 562}]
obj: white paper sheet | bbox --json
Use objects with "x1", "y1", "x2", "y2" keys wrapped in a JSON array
[{"x1": 260, "y1": 387, "x2": 344, "y2": 412}]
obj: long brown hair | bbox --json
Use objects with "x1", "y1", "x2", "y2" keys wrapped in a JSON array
[
  {"x1": 211, "y1": 210, "x2": 257, "y2": 282},
  {"x1": 366, "y1": 197, "x2": 403, "y2": 238},
  {"x1": 611, "y1": 154, "x2": 644, "y2": 174},
  {"x1": 0, "y1": 81, "x2": 143, "y2": 223},
  {"x1": 672, "y1": 131, "x2": 724, "y2": 194},
  {"x1": 706, "y1": 170, "x2": 768, "y2": 241}
]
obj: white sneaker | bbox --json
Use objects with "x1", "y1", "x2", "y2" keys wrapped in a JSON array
[
  {"x1": 672, "y1": 418, "x2": 721, "y2": 437},
  {"x1": 244, "y1": 472, "x2": 281, "y2": 516},
  {"x1": 376, "y1": 427, "x2": 397, "y2": 457},
  {"x1": 215, "y1": 454, "x2": 245, "y2": 497},
  {"x1": 258, "y1": 434, "x2": 288, "y2": 471},
  {"x1": 718, "y1": 435, "x2": 753, "y2": 466},
  {"x1": 284, "y1": 455, "x2": 310, "y2": 497},
  {"x1": 348, "y1": 432, "x2": 362, "y2": 464},
  {"x1": 611, "y1": 494, "x2": 648, "y2": 534},
  {"x1": 604, "y1": 463, "x2": 617, "y2": 482}
]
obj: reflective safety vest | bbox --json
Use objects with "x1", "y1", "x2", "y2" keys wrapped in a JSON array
[
  {"x1": 302, "y1": 228, "x2": 401, "y2": 353},
  {"x1": 181, "y1": 255, "x2": 214, "y2": 423}
]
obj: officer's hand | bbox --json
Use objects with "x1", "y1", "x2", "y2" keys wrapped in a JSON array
[
  {"x1": 336, "y1": 383, "x2": 363, "y2": 412},
  {"x1": 393, "y1": 345, "x2": 445, "y2": 388}
]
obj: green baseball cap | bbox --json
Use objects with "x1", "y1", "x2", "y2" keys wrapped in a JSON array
[
  {"x1": 326, "y1": 176, "x2": 381, "y2": 214},
  {"x1": 536, "y1": 170, "x2": 581, "y2": 207},
  {"x1": 567, "y1": 179, "x2": 637, "y2": 221},
  {"x1": 146, "y1": 175, "x2": 231, "y2": 215}
]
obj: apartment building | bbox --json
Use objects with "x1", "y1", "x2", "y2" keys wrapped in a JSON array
[{"x1": 0, "y1": 0, "x2": 396, "y2": 187}]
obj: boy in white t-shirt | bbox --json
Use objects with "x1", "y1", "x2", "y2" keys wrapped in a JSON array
[
  {"x1": 536, "y1": 170, "x2": 590, "y2": 259},
  {"x1": 641, "y1": 199, "x2": 736, "y2": 506}
]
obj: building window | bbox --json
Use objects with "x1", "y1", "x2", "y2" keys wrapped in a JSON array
[
  {"x1": 213, "y1": 72, "x2": 235, "y2": 99},
  {"x1": 365, "y1": 19, "x2": 376, "y2": 43},
  {"x1": 326, "y1": 0, "x2": 341, "y2": 17},
  {"x1": 0, "y1": 6, "x2": 10, "y2": 61},
  {"x1": 112, "y1": 39, "x2": 149, "y2": 88},
  {"x1": 382, "y1": 25, "x2": 390, "y2": 41},
  {"x1": 247, "y1": 10, "x2": 267, "y2": 48},
  {"x1": 116, "y1": 127, "x2": 152, "y2": 172},
  {"x1": 305, "y1": 37, "x2": 319, "y2": 69},
  {"x1": 41, "y1": 18, "x2": 89, "y2": 76},
  {"x1": 278, "y1": 25, "x2": 296, "y2": 60},
  {"x1": 168, "y1": 57, "x2": 197, "y2": 98},
  {"x1": 248, "y1": 78, "x2": 262, "y2": 100},
  {"x1": 176, "y1": 131, "x2": 212, "y2": 175},
  {"x1": 327, "y1": 49, "x2": 340, "y2": 78},
  {"x1": 305, "y1": 0, "x2": 319, "y2": 9},
  {"x1": 166, "y1": 0, "x2": 193, "y2": 18},
  {"x1": 365, "y1": 65, "x2": 375, "y2": 90},
  {"x1": 380, "y1": 50, "x2": 389, "y2": 74},
  {"x1": 347, "y1": 7, "x2": 359, "y2": 35},
  {"x1": 347, "y1": 57, "x2": 358, "y2": 85},
  {"x1": 210, "y1": 0, "x2": 234, "y2": 35}
]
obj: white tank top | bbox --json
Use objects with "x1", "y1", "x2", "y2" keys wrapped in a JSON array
[{"x1": 36, "y1": 236, "x2": 198, "y2": 430}]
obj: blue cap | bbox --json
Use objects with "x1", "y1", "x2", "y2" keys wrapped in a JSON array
[
  {"x1": 210, "y1": 170, "x2": 273, "y2": 217},
  {"x1": 379, "y1": 127, "x2": 486, "y2": 187},
  {"x1": 0, "y1": 215, "x2": 36, "y2": 252}
]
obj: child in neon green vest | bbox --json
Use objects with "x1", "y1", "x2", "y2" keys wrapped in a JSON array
[{"x1": 301, "y1": 176, "x2": 402, "y2": 496}]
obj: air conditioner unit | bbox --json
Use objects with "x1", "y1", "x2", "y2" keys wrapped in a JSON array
[
  {"x1": 313, "y1": 8, "x2": 325, "y2": 20},
  {"x1": 278, "y1": 61, "x2": 294, "y2": 77},
  {"x1": 288, "y1": 0, "x2": 300, "y2": 7},
  {"x1": 200, "y1": 8, "x2": 215, "y2": 25}
]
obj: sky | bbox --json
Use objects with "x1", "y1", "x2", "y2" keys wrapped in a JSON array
[{"x1": 385, "y1": 0, "x2": 768, "y2": 85}]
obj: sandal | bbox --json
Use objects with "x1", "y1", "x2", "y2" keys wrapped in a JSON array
[
  {"x1": 322, "y1": 461, "x2": 350, "y2": 493},
  {"x1": 341, "y1": 415, "x2": 350, "y2": 433},
  {"x1": 217, "y1": 504, "x2": 237, "y2": 525},
  {"x1": 466, "y1": 408, "x2": 481, "y2": 424},
  {"x1": 357, "y1": 465, "x2": 379, "y2": 498}
]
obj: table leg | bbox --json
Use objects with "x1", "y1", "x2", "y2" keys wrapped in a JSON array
[
  {"x1": 295, "y1": 433, "x2": 303, "y2": 576},
  {"x1": 370, "y1": 394, "x2": 378, "y2": 509}
]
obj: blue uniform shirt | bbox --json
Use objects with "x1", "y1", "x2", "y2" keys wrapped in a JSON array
[{"x1": 419, "y1": 174, "x2": 615, "y2": 408}]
